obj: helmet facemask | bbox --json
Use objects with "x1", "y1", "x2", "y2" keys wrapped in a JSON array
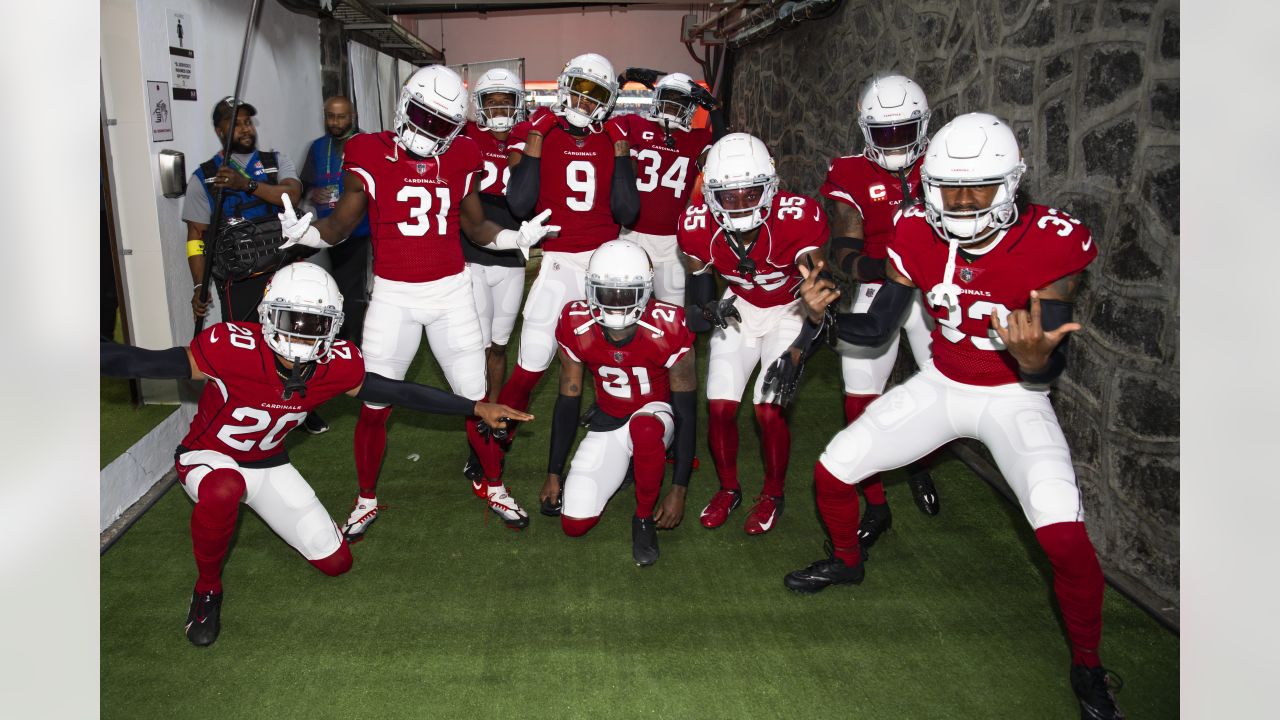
[
  {"x1": 476, "y1": 88, "x2": 525, "y2": 132},
  {"x1": 704, "y1": 177, "x2": 778, "y2": 235},
  {"x1": 649, "y1": 87, "x2": 697, "y2": 131},
  {"x1": 260, "y1": 301, "x2": 343, "y2": 365},
  {"x1": 586, "y1": 279, "x2": 652, "y2": 330},
  {"x1": 394, "y1": 93, "x2": 464, "y2": 158},
  {"x1": 860, "y1": 112, "x2": 930, "y2": 171},
  {"x1": 921, "y1": 168, "x2": 1023, "y2": 247},
  {"x1": 557, "y1": 74, "x2": 615, "y2": 129}
]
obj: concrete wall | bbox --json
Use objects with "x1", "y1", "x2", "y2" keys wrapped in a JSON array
[
  {"x1": 728, "y1": 0, "x2": 1180, "y2": 609},
  {"x1": 404, "y1": 6, "x2": 702, "y2": 81}
]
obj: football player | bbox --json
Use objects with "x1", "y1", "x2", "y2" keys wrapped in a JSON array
[
  {"x1": 611, "y1": 72, "x2": 714, "y2": 305},
  {"x1": 458, "y1": 68, "x2": 534, "y2": 484},
  {"x1": 100, "y1": 263, "x2": 531, "y2": 647},
  {"x1": 279, "y1": 65, "x2": 558, "y2": 534},
  {"x1": 538, "y1": 240, "x2": 697, "y2": 565},
  {"x1": 819, "y1": 73, "x2": 942, "y2": 551},
  {"x1": 677, "y1": 133, "x2": 828, "y2": 535},
  {"x1": 495, "y1": 52, "x2": 641, "y2": 433},
  {"x1": 783, "y1": 113, "x2": 1122, "y2": 720}
]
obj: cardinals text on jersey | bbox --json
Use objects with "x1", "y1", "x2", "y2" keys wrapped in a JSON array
[
  {"x1": 615, "y1": 113, "x2": 712, "y2": 236},
  {"x1": 677, "y1": 191, "x2": 828, "y2": 308},
  {"x1": 820, "y1": 153, "x2": 922, "y2": 260},
  {"x1": 464, "y1": 120, "x2": 531, "y2": 197},
  {"x1": 512, "y1": 120, "x2": 618, "y2": 254},
  {"x1": 555, "y1": 300, "x2": 694, "y2": 419},
  {"x1": 342, "y1": 131, "x2": 483, "y2": 283},
  {"x1": 888, "y1": 204, "x2": 1097, "y2": 386},
  {"x1": 183, "y1": 322, "x2": 365, "y2": 463}
]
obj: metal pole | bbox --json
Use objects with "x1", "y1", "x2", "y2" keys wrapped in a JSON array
[{"x1": 195, "y1": 0, "x2": 264, "y2": 332}]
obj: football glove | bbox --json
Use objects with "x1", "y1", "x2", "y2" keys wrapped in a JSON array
[
  {"x1": 492, "y1": 209, "x2": 560, "y2": 260},
  {"x1": 762, "y1": 348, "x2": 806, "y2": 408},
  {"x1": 701, "y1": 294, "x2": 741, "y2": 330},
  {"x1": 689, "y1": 84, "x2": 721, "y2": 111},
  {"x1": 619, "y1": 67, "x2": 665, "y2": 89},
  {"x1": 278, "y1": 194, "x2": 326, "y2": 250}
]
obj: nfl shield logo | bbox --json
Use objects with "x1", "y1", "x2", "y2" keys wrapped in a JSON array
[
  {"x1": 415, "y1": 162, "x2": 427, "y2": 175},
  {"x1": 613, "y1": 351, "x2": 624, "y2": 363},
  {"x1": 959, "y1": 267, "x2": 973, "y2": 283}
]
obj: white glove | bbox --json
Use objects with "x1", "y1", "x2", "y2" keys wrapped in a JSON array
[
  {"x1": 492, "y1": 209, "x2": 561, "y2": 260},
  {"x1": 279, "y1": 194, "x2": 326, "y2": 250}
]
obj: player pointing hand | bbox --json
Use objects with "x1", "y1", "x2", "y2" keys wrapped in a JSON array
[{"x1": 989, "y1": 290, "x2": 1082, "y2": 375}]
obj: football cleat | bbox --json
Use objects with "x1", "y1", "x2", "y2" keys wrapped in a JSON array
[
  {"x1": 744, "y1": 495, "x2": 784, "y2": 535},
  {"x1": 783, "y1": 554, "x2": 865, "y2": 594},
  {"x1": 342, "y1": 496, "x2": 381, "y2": 542},
  {"x1": 463, "y1": 449, "x2": 485, "y2": 497},
  {"x1": 540, "y1": 491, "x2": 562, "y2": 517},
  {"x1": 908, "y1": 471, "x2": 941, "y2": 516},
  {"x1": 302, "y1": 411, "x2": 329, "y2": 435},
  {"x1": 487, "y1": 484, "x2": 529, "y2": 529},
  {"x1": 699, "y1": 488, "x2": 742, "y2": 529},
  {"x1": 1071, "y1": 665, "x2": 1125, "y2": 720},
  {"x1": 632, "y1": 515, "x2": 659, "y2": 566},
  {"x1": 857, "y1": 502, "x2": 893, "y2": 554},
  {"x1": 184, "y1": 588, "x2": 224, "y2": 647}
]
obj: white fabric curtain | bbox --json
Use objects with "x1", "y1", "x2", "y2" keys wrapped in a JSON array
[{"x1": 348, "y1": 41, "x2": 385, "y2": 131}]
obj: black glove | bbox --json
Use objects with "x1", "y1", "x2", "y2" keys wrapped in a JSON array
[
  {"x1": 762, "y1": 347, "x2": 806, "y2": 408},
  {"x1": 701, "y1": 295, "x2": 741, "y2": 330},
  {"x1": 689, "y1": 84, "x2": 720, "y2": 111},
  {"x1": 619, "y1": 67, "x2": 665, "y2": 89}
]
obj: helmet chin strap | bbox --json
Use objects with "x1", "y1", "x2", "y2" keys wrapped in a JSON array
[{"x1": 275, "y1": 356, "x2": 316, "y2": 401}]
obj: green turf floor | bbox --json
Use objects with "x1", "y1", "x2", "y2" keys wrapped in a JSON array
[{"x1": 101, "y1": 331, "x2": 1177, "y2": 719}]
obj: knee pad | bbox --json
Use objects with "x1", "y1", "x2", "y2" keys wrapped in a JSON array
[
  {"x1": 708, "y1": 399, "x2": 740, "y2": 426},
  {"x1": 198, "y1": 468, "x2": 247, "y2": 508},
  {"x1": 309, "y1": 541, "x2": 353, "y2": 577},
  {"x1": 629, "y1": 414, "x2": 665, "y2": 449},
  {"x1": 561, "y1": 515, "x2": 600, "y2": 537}
]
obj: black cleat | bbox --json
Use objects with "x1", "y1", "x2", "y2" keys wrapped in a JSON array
[
  {"x1": 857, "y1": 502, "x2": 893, "y2": 555},
  {"x1": 632, "y1": 515, "x2": 659, "y2": 567},
  {"x1": 1071, "y1": 665, "x2": 1125, "y2": 720},
  {"x1": 463, "y1": 448, "x2": 483, "y2": 486},
  {"x1": 908, "y1": 471, "x2": 941, "y2": 516},
  {"x1": 302, "y1": 411, "x2": 329, "y2": 435},
  {"x1": 184, "y1": 588, "x2": 223, "y2": 647},
  {"x1": 784, "y1": 555, "x2": 865, "y2": 594},
  {"x1": 540, "y1": 494, "x2": 562, "y2": 517}
]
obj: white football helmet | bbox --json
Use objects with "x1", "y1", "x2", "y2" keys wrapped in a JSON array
[
  {"x1": 702, "y1": 133, "x2": 778, "y2": 234},
  {"x1": 585, "y1": 240, "x2": 654, "y2": 330},
  {"x1": 647, "y1": 73, "x2": 698, "y2": 131},
  {"x1": 259, "y1": 263, "x2": 344, "y2": 364},
  {"x1": 857, "y1": 74, "x2": 931, "y2": 171},
  {"x1": 920, "y1": 112, "x2": 1026, "y2": 246},
  {"x1": 555, "y1": 53, "x2": 618, "y2": 129},
  {"x1": 393, "y1": 65, "x2": 468, "y2": 157},
  {"x1": 473, "y1": 68, "x2": 526, "y2": 132}
]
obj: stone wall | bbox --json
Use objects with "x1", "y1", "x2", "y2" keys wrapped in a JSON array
[{"x1": 729, "y1": 0, "x2": 1180, "y2": 611}]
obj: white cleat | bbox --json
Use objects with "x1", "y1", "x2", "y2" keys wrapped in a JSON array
[
  {"x1": 486, "y1": 484, "x2": 529, "y2": 530},
  {"x1": 342, "y1": 496, "x2": 381, "y2": 542}
]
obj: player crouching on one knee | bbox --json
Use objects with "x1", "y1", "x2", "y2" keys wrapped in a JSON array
[
  {"x1": 101, "y1": 263, "x2": 530, "y2": 647},
  {"x1": 538, "y1": 240, "x2": 697, "y2": 566}
]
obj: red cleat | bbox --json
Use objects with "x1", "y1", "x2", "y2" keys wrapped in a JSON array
[
  {"x1": 699, "y1": 488, "x2": 742, "y2": 529},
  {"x1": 744, "y1": 495, "x2": 785, "y2": 535}
]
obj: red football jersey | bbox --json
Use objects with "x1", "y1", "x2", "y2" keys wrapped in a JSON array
[
  {"x1": 183, "y1": 322, "x2": 365, "y2": 463},
  {"x1": 512, "y1": 115, "x2": 619, "y2": 254},
  {"x1": 888, "y1": 204, "x2": 1097, "y2": 386},
  {"x1": 555, "y1": 300, "x2": 694, "y2": 418},
  {"x1": 677, "y1": 191, "x2": 828, "y2": 308},
  {"x1": 463, "y1": 120, "x2": 531, "y2": 197},
  {"x1": 613, "y1": 114, "x2": 712, "y2": 236},
  {"x1": 342, "y1": 131, "x2": 483, "y2": 283},
  {"x1": 820, "y1": 154, "x2": 922, "y2": 260}
]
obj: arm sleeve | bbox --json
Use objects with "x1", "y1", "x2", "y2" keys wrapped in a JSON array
[
  {"x1": 685, "y1": 271, "x2": 716, "y2": 333},
  {"x1": 610, "y1": 156, "x2": 640, "y2": 226},
  {"x1": 834, "y1": 280, "x2": 916, "y2": 346},
  {"x1": 1018, "y1": 299, "x2": 1073, "y2": 384},
  {"x1": 101, "y1": 341, "x2": 191, "y2": 379},
  {"x1": 670, "y1": 390, "x2": 697, "y2": 487},
  {"x1": 546, "y1": 393, "x2": 582, "y2": 476},
  {"x1": 356, "y1": 372, "x2": 476, "y2": 416},
  {"x1": 505, "y1": 156, "x2": 541, "y2": 219}
]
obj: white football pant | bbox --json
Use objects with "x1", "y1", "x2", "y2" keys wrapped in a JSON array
[
  {"x1": 706, "y1": 292, "x2": 805, "y2": 405},
  {"x1": 837, "y1": 281, "x2": 935, "y2": 395},
  {"x1": 515, "y1": 250, "x2": 592, "y2": 373},
  {"x1": 467, "y1": 262, "x2": 526, "y2": 348},
  {"x1": 562, "y1": 401, "x2": 675, "y2": 519},
  {"x1": 619, "y1": 228, "x2": 686, "y2": 306}
]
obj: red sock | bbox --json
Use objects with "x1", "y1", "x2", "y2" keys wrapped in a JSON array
[
  {"x1": 815, "y1": 461, "x2": 861, "y2": 566},
  {"x1": 1036, "y1": 522, "x2": 1105, "y2": 667},
  {"x1": 354, "y1": 404, "x2": 392, "y2": 498},
  {"x1": 754, "y1": 403, "x2": 790, "y2": 497},
  {"x1": 707, "y1": 399, "x2": 741, "y2": 491},
  {"x1": 466, "y1": 416, "x2": 505, "y2": 483},
  {"x1": 562, "y1": 515, "x2": 600, "y2": 537},
  {"x1": 842, "y1": 394, "x2": 886, "y2": 505},
  {"x1": 497, "y1": 364, "x2": 544, "y2": 414},
  {"x1": 190, "y1": 469, "x2": 246, "y2": 594},
  {"x1": 629, "y1": 415, "x2": 666, "y2": 518},
  {"x1": 308, "y1": 542, "x2": 353, "y2": 577}
]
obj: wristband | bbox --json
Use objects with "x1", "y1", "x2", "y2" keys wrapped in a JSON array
[{"x1": 186, "y1": 239, "x2": 205, "y2": 257}]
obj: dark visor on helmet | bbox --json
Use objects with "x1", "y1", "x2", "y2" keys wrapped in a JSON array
[
  {"x1": 594, "y1": 286, "x2": 642, "y2": 308},
  {"x1": 275, "y1": 309, "x2": 333, "y2": 337},
  {"x1": 867, "y1": 120, "x2": 922, "y2": 150},
  {"x1": 714, "y1": 185, "x2": 766, "y2": 211},
  {"x1": 406, "y1": 100, "x2": 462, "y2": 138}
]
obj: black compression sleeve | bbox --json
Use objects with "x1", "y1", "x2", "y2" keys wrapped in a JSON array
[
  {"x1": 547, "y1": 393, "x2": 582, "y2": 476},
  {"x1": 356, "y1": 372, "x2": 476, "y2": 416},
  {"x1": 100, "y1": 341, "x2": 191, "y2": 379},
  {"x1": 855, "y1": 255, "x2": 887, "y2": 281},
  {"x1": 504, "y1": 156, "x2": 541, "y2": 219},
  {"x1": 610, "y1": 156, "x2": 640, "y2": 226},
  {"x1": 834, "y1": 281, "x2": 916, "y2": 346},
  {"x1": 1018, "y1": 299, "x2": 1073, "y2": 384},
  {"x1": 670, "y1": 390, "x2": 697, "y2": 487},
  {"x1": 830, "y1": 235, "x2": 864, "y2": 277},
  {"x1": 685, "y1": 271, "x2": 716, "y2": 333}
]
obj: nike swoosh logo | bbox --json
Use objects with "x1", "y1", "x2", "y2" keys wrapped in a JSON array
[
  {"x1": 209, "y1": 327, "x2": 219, "y2": 343},
  {"x1": 1081, "y1": 237, "x2": 1092, "y2": 252},
  {"x1": 757, "y1": 514, "x2": 775, "y2": 532}
]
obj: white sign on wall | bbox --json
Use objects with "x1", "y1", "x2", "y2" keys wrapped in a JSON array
[
  {"x1": 167, "y1": 10, "x2": 197, "y2": 101},
  {"x1": 146, "y1": 81, "x2": 174, "y2": 142}
]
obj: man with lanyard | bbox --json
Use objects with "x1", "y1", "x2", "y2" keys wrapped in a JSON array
[{"x1": 301, "y1": 96, "x2": 372, "y2": 345}]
